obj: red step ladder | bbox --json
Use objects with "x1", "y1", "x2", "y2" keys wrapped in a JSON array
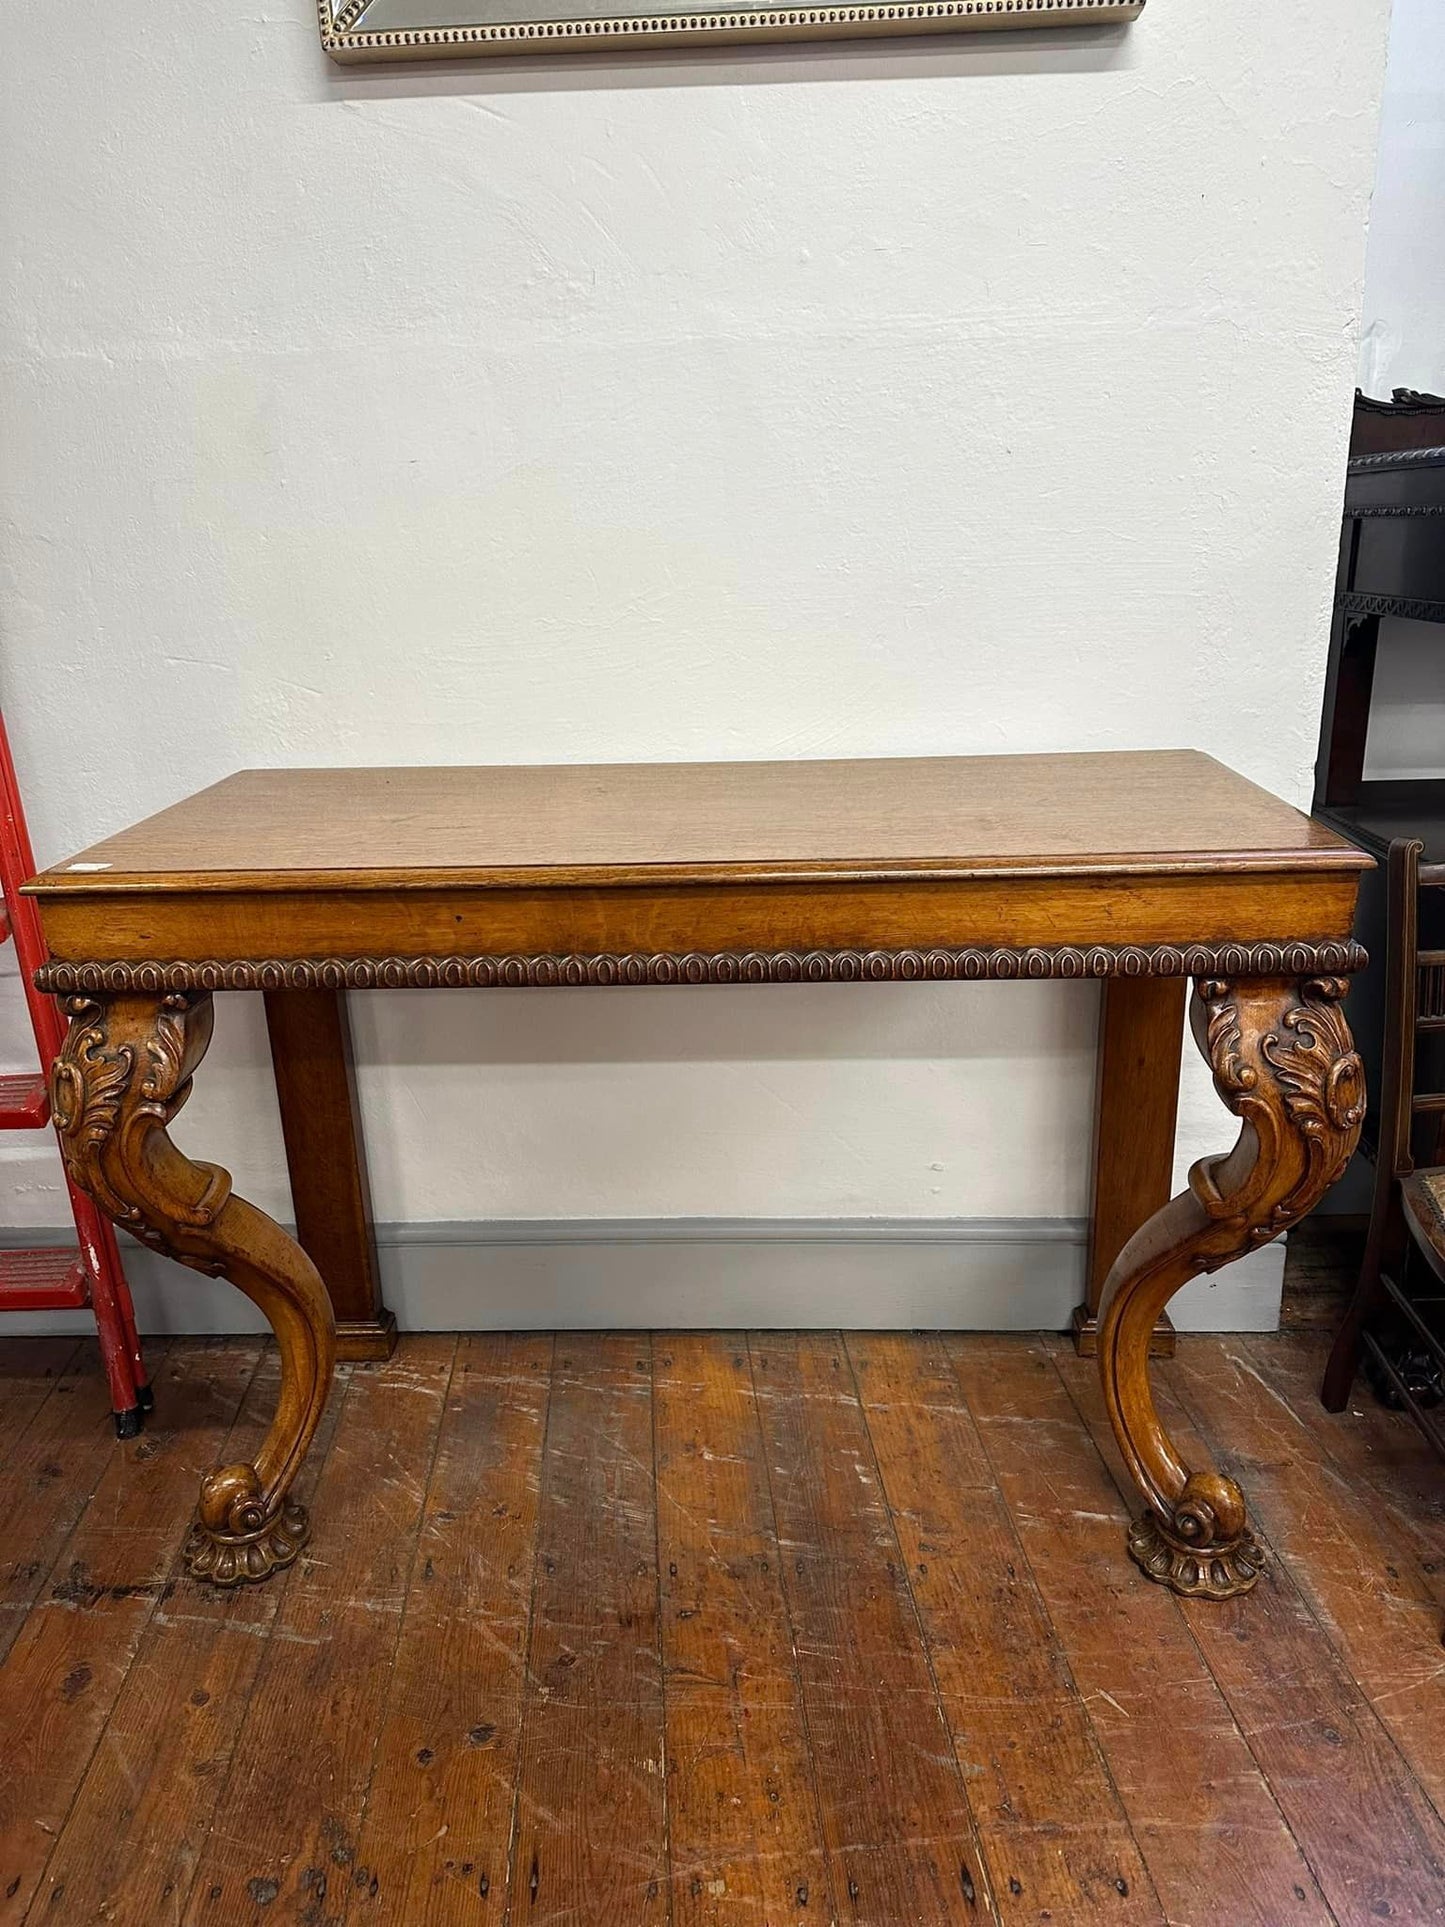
[{"x1": 0, "y1": 711, "x2": 150, "y2": 1435}]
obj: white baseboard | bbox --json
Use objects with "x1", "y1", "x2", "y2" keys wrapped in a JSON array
[{"x1": 0, "y1": 1218, "x2": 1285, "y2": 1336}]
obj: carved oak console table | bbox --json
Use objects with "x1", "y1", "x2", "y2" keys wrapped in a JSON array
[{"x1": 26, "y1": 752, "x2": 1369, "y2": 1598}]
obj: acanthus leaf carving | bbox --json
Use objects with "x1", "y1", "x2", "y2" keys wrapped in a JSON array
[
  {"x1": 50, "y1": 993, "x2": 231, "y2": 1274},
  {"x1": 1101, "y1": 972, "x2": 1366, "y2": 1601},
  {"x1": 1193, "y1": 974, "x2": 1366, "y2": 1251},
  {"x1": 49, "y1": 990, "x2": 336, "y2": 1586},
  {"x1": 1263, "y1": 978, "x2": 1368, "y2": 1148}
]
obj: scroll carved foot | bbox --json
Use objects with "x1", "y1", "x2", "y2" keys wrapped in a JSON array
[
  {"x1": 50, "y1": 993, "x2": 337, "y2": 1586},
  {"x1": 1098, "y1": 975, "x2": 1364, "y2": 1600},
  {"x1": 1126, "y1": 1474, "x2": 1265, "y2": 1599},
  {"x1": 184, "y1": 1462, "x2": 311, "y2": 1586}
]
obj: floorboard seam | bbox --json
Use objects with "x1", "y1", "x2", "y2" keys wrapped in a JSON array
[
  {"x1": 27, "y1": 1337, "x2": 262, "y2": 1927},
  {"x1": 499, "y1": 1333, "x2": 559, "y2": 1927},
  {"x1": 646, "y1": 1333, "x2": 677, "y2": 1927},
  {"x1": 1240, "y1": 1334, "x2": 1445, "y2": 1616},
  {"x1": 743, "y1": 1330, "x2": 843, "y2": 1927},
  {"x1": 1166, "y1": 1339, "x2": 1445, "y2": 1846},
  {"x1": 1046, "y1": 1338, "x2": 1344, "y2": 1927},
  {"x1": 0, "y1": 1338, "x2": 82, "y2": 1458},
  {"x1": 0, "y1": 1338, "x2": 174, "y2": 1672},
  {"x1": 341, "y1": 1334, "x2": 461, "y2": 1924},
  {"x1": 934, "y1": 1332, "x2": 1170, "y2": 1924},
  {"x1": 168, "y1": 1348, "x2": 358, "y2": 1926},
  {"x1": 840, "y1": 1332, "x2": 1003, "y2": 1926}
]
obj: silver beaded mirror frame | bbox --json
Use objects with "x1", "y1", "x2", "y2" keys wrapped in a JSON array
[{"x1": 319, "y1": 0, "x2": 1143, "y2": 64}]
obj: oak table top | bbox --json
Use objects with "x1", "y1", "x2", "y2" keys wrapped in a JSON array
[
  {"x1": 35, "y1": 751, "x2": 1365, "y2": 889},
  {"x1": 28, "y1": 752, "x2": 1369, "y2": 985}
]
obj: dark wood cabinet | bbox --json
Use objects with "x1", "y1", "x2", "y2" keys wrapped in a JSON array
[{"x1": 1315, "y1": 443, "x2": 1445, "y2": 1143}]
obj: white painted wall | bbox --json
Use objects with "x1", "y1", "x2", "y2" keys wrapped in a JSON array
[
  {"x1": 1352, "y1": 0, "x2": 1445, "y2": 800},
  {"x1": 1359, "y1": 0, "x2": 1445, "y2": 399},
  {"x1": 0, "y1": 0, "x2": 1391, "y2": 1328}
]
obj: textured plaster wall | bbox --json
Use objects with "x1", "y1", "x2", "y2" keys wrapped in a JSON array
[
  {"x1": 1354, "y1": 0, "x2": 1445, "y2": 793},
  {"x1": 0, "y1": 2, "x2": 1390, "y2": 1313}
]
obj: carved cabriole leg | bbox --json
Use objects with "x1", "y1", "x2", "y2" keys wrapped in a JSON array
[
  {"x1": 50, "y1": 992, "x2": 337, "y2": 1585},
  {"x1": 1098, "y1": 975, "x2": 1365, "y2": 1600}
]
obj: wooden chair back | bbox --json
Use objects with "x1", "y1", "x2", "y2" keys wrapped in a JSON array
[{"x1": 1376, "y1": 839, "x2": 1445, "y2": 1186}]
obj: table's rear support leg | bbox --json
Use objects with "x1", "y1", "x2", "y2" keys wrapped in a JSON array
[
  {"x1": 264, "y1": 988, "x2": 395, "y2": 1362},
  {"x1": 51, "y1": 991, "x2": 337, "y2": 1586},
  {"x1": 1098, "y1": 975, "x2": 1364, "y2": 1599},
  {"x1": 1074, "y1": 976, "x2": 1186, "y2": 1358}
]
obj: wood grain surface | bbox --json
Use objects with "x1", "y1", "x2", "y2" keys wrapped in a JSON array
[
  {"x1": 32, "y1": 868, "x2": 1367, "y2": 966},
  {"x1": 0, "y1": 1342, "x2": 263, "y2": 1925},
  {"x1": 1057, "y1": 1341, "x2": 1445, "y2": 1925},
  {"x1": 653, "y1": 1334, "x2": 831, "y2": 1927},
  {"x1": 4, "y1": 1324, "x2": 1441, "y2": 1926},
  {"x1": 1076, "y1": 975, "x2": 1186, "y2": 1351},
  {"x1": 263, "y1": 987, "x2": 394, "y2": 1361},
  {"x1": 31, "y1": 753, "x2": 1366, "y2": 892}
]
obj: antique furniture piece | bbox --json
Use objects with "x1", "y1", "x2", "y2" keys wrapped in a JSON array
[
  {"x1": 1072, "y1": 971, "x2": 1186, "y2": 1358},
  {"x1": 1323, "y1": 839, "x2": 1445, "y2": 1452},
  {"x1": 1313, "y1": 444, "x2": 1445, "y2": 1373},
  {"x1": 318, "y1": 0, "x2": 1142, "y2": 66},
  {"x1": 0, "y1": 710, "x2": 148, "y2": 1433},
  {"x1": 1350, "y1": 389, "x2": 1445, "y2": 460},
  {"x1": 26, "y1": 751, "x2": 1369, "y2": 1597},
  {"x1": 1314, "y1": 445, "x2": 1445, "y2": 859}
]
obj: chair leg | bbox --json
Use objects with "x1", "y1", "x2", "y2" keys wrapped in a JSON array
[
  {"x1": 1322, "y1": 1188, "x2": 1406, "y2": 1411},
  {"x1": 1321, "y1": 1243, "x2": 1383, "y2": 1410}
]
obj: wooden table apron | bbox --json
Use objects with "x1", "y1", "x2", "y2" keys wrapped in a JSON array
[{"x1": 23, "y1": 754, "x2": 1371, "y2": 1599}]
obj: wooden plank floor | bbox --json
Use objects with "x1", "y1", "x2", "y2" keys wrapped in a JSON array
[{"x1": 0, "y1": 1331, "x2": 1442, "y2": 1926}]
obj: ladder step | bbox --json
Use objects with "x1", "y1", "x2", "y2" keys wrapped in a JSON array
[
  {"x1": 0, "y1": 1248, "x2": 89, "y2": 1310},
  {"x1": 0, "y1": 1072, "x2": 49, "y2": 1128}
]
